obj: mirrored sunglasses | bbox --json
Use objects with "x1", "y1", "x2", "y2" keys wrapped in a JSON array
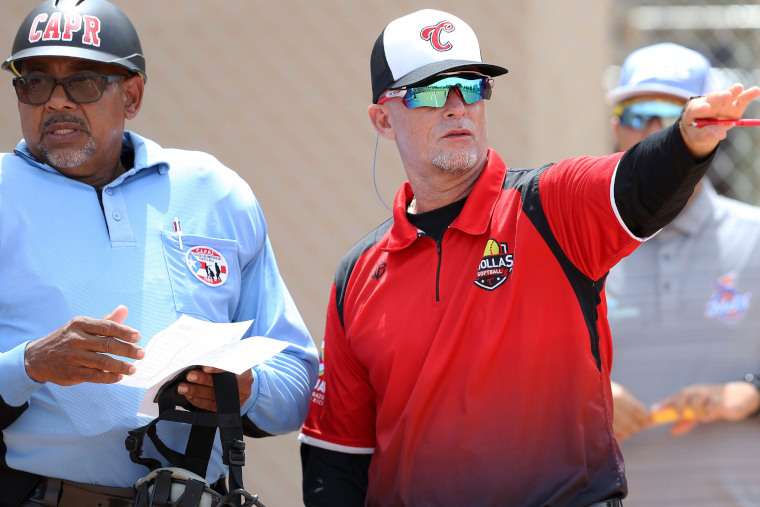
[
  {"x1": 12, "y1": 74, "x2": 128, "y2": 105},
  {"x1": 378, "y1": 76, "x2": 493, "y2": 109},
  {"x1": 614, "y1": 99, "x2": 684, "y2": 131},
  {"x1": 618, "y1": 109, "x2": 680, "y2": 131}
]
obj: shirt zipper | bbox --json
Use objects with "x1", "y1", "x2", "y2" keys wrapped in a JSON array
[
  {"x1": 416, "y1": 228, "x2": 448, "y2": 303},
  {"x1": 436, "y1": 239, "x2": 442, "y2": 302}
]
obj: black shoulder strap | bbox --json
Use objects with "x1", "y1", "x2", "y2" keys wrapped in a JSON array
[
  {"x1": 126, "y1": 372, "x2": 246, "y2": 504},
  {"x1": 212, "y1": 372, "x2": 246, "y2": 501}
]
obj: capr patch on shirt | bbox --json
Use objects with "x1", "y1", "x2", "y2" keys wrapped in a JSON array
[{"x1": 186, "y1": 246, "x2": 228, "y2": 287}]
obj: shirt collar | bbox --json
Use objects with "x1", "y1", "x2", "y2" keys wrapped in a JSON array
[
  {"x1": 13, "y1": 130, "x2": 171, "y2": 182},
  {"x1": 659, "y1": 178, "x2": 716, "y2": 238},
  {"x1": 383, "y1": 148, "x2": 506, "y2": 252}
]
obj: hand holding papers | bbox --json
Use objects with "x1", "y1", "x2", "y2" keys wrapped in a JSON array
[{"x1": 118, "y1": 315, "x2": 289, "y2": 416}]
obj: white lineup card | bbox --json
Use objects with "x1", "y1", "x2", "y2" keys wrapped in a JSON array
[{"x1": 118, "y1": 314, "x2": 289, "y2": 417}]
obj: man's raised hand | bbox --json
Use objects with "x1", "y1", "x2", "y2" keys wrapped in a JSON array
[
  {"x1": 24, "y1": 305, "x2": 145, "y2": 385},
  {"x1": 680, "y1": 84, "x2": 760, "y2": 159}
]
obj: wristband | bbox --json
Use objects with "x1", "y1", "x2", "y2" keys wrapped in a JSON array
[{"x1": 744, "y1": 373, "x2": 760, "y2": 417}]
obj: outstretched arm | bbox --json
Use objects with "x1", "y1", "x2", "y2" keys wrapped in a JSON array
[{"x1": 614, "y1": 84, "x2": 760, "y2": 238}]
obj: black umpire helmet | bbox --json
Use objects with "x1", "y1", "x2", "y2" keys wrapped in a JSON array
[{"x1": 2, "y1": 0, "x2": 146, "y2": 82}]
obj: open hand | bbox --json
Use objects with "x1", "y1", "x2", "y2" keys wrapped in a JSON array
[
  {"x1": 680, "y1": 84, "x2": 760, "y2": 159},
  {"x1": 24, "y1": 305, "x2": 144, "y2": 385}
]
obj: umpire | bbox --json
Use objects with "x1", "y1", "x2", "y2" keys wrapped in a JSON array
[{"x1": 0, "y1": 1, "x2": 318, "y2": 506}]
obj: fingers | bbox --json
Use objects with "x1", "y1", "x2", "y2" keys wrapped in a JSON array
[
  {"x1": 670, "y1": 419, "x2": 697, "y2": 437},
  {"x1": 77, "y1": 349, "x2": 138, "y2": 376},
  {"x1": 179, "y1": 368, "x2": 255, "y2": 411},
  {"x1": 67, "y1": 366, "x2": 126, "y2": 384},
  {"x1": 733, "y1": 85, "x2": 760, "y2": 108},
  {"x1": 670, "y1": 388, "x2": 713, "y2": 420},
  {"x1": 89, "y1": 333, "x2": 145, "y2": 360},
  {"x1": 76, "y1": 315, "x2": 144, "y2": 361},
  {"x1": 653, "y1": 384, "x2": 726, "y2": 431},
  {"x1": 24, "y1": 312, "x2": 144, "y2": 386},
  {"x1": 102, "y1": 305, "x2": 129, "y2": 325},
  {"x1": 691, "y1": 84, "x2": 760, "y2": 121},
  {"x1": 79, "y1": 316, "x2": 141, "y2": 344},
  {"x1": 179, "y1": 372, "x2": 217, "y2": 412}
]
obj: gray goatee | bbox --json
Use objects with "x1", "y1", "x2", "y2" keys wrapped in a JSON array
[
  {"x1": 37, "y1": 114, "x2": 95, "y2": 169},
  {"x1": 431, "y1": 147, "x2": 479, "y2": 175},
  {"x1": 38, "y1": 136, "x2": 96, "y2": 169}
]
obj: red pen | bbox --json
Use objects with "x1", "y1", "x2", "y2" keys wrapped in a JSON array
[
  {"x1": 174, "y1": 217, "x2": 183, "y2": 250},
  {"x1": 692, "y1": 118, "x2": 760, "y2": 128}
]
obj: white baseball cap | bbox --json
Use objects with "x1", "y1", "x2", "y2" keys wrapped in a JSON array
[
  {"x1": 605, "y1": 43, "x2": 714, "y2": 106},
  {"x1": 370, "y1": 9, "x2": 507, "y2": 103}
]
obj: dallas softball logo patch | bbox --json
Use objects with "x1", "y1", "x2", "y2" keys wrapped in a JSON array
[
  {"x1": 474, "y1": 239, "x2": 514, "y2": 291},
  {"x1": 185, "y1": 246, "x2": 228, "y2": 287}
]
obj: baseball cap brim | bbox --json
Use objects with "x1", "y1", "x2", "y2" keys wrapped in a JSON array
[
  {"x1": 605, "y1": 83, "x2": 694, "y2": 106},
  {"x1": 2, "y1": 46, "x2": 147, "y2": 82},
  {"x1": 390, "y1": 59, "x2": 508, "y2": 90},
  {"x1": 623, "y1": 100, "x2": 684, "y2": 117}
]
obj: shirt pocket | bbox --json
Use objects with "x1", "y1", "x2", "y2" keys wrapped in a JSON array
[{"x1": 161, "y1": 230, "x2": 241, "y2": 323}]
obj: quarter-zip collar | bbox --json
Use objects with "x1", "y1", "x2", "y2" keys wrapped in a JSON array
[{"x1": 383, "y1": 148, "x2": 506, "y2": 252}]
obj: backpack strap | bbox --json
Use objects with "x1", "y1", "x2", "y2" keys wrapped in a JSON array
[{"x1": 125, "y1": 369, "x2": 246, "y2": 497}]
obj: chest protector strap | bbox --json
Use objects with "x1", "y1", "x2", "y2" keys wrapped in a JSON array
[{"x1": 126, "y1": 371, "x2": 248, "y2": 506}]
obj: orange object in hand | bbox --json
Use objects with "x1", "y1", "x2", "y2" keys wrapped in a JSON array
[{"x1": 650, "y1": 406, "x2": 697, "y2": 425}]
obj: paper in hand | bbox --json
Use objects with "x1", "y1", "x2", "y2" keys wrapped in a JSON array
[{"x1": 118, "y1": 314, "x2": 289, "y2": 417}]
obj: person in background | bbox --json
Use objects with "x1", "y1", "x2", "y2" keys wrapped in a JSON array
[{"x1": 606, "y1": 42, "x2": 760, "y2": 506}]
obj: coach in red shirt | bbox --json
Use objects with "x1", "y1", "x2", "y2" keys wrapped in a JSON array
[{"x1": 299, "y1": 9, "x2": 758, "y2": 507}]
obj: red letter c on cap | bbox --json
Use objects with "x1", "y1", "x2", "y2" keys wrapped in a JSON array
[{"x1": 421, "y1": 21, "x2": 455, "y2": 52}]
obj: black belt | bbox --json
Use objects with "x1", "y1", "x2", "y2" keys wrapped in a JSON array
[
  {"x1": 22, "y1": 478, "x2": 134, "y2": 507},
  {"x1": 589, "y1": 499, "x2": 623, "y2": 507}
]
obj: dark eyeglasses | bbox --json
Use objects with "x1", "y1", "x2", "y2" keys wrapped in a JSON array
[
  {"x1": 12, "y1": 74, "x2": 128, "y2": 105},
  {"x1": 378, "y1": 76, "x2": 493, "y2": 109}
]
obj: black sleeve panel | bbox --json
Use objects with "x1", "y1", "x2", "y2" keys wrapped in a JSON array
[
  {"x1": 334, "y1": 218, "x2": 394, "y2": 328},
  {"x1": 301, "y1": 443, "x2": 370, "y2": 507},
  {"x1": 0, "y1": 396, "x2": 40, "y2": 507},
  {"x1": 614, "y1": 120, "x2": 716, "y2": 238},
  {"x1": 507, "y1": 166, "x2": 610, "y2": 373}
]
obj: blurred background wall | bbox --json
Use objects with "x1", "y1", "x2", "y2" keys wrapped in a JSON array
[{"x1": 0, "y1": 0, "x2": 757, "y2": 504}]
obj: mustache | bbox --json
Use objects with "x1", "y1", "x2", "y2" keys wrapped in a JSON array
[
  {"x1": 435, "y1": 120, "x2": 476, "y2": 133},
  {"x1": 39, "y1": 114, "x2": 90, "y2": 136}
]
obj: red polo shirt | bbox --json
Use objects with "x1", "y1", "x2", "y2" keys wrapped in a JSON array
[{"x1": 301, "y1": 149, "x2": 638, "y2": 506}]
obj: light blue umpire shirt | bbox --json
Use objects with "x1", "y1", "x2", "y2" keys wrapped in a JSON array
[
  {"x1": 0, "y1": 131, "x2": 319, "y2": 487},
  {"x1": 607, "y1": 179, "x2": 760, "y2": 505}
]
